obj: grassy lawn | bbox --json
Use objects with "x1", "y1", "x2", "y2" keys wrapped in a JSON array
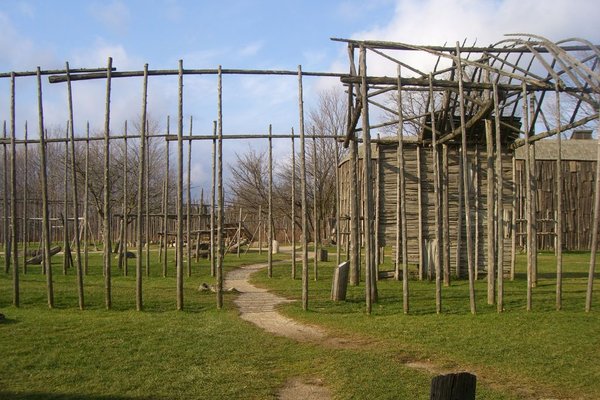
[
  {"x1": 251, "y1": 249, "x2": 600, "y2": 400},
  {"x1": 0, "y1": 246, "x2": 513, "y2": 400}
]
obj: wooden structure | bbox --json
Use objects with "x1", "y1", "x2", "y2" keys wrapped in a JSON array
[
  {"x1": 339, "y1": 122, "x2": 516, "y2": 278},
  {"x1": 514, "y1": 135, "x2": 599, "y2": 251}
]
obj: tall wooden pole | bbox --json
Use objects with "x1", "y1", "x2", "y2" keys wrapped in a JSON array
[
  {"x1": 84, "y1": 123, "x2": 90, "y2": 275},
  {"x1": 65, "y1": 62, "x2": 84, "y2": 310},
  {"x1": 216, "y1": 66, "x2": 224, "y2": 309},
  {"x1": 103, "y1": 57, "x2": 113, "y2": 310},
  {"x1": 485, "y1": 119, "x2": 495, "y2": 305},
  {"x1": 291, "y1": 131, "x2": 297, "y2": 279},
  {"x1": 510, "y1": 154, "x2": 516, "y2": 281},
  {"x1": 22, "y1": 123, "x2": 28, "y2": 275},
  {"x1": 335, "y1": 139, "x2": 341, "y2": 266},
  {"x1": 456, "y1": 43, "x2": 476, "y2": 314},
  {"x1": 2, "y1": 122, "x2": 8, "y2": 275},
  {"x1": 298, "y1": 65, "x2": 309, "y2": 310},
  {"x1": 37, "y1": 68, "x2": 53, "y2": 308},
  {"x1": 417, "y1": 145, "x2": 424, "y2": 280},
  {"x1": 187, "y1": 116, "x2": 193, "y2": 276},
  {"x1": 9, "y1": 73, "x2": 19, "y2": 306},
  {"x1": 442, "y1": 143, "x2": 450, "y2": 286},
  {"x1": 237, "y1": 207, "x2": 242, "y2": 258},
  {"x1": 349, "y1": 135, "x2": 360, "y2": 285},
  {"x1": 163, "y1": 118, "x2": 170, "y2": 277},
  {"x1": 122, "y1": 122, "x2": 128, "y2": 276},
  {"x1": 555, "y1": 87, "x2": 563, "y2": 310},
  {"x1": 176, "y1": 59, "x2": 184, "y2": 311},
  {"x1": 523, "y1": 83, "x2": 533, "y2": 311},
  {"x1": 429, "y1": 76, "x2": 442, "y2": 314},
  {"x1": 312, "y1": 137, "x2": 318, "y2": 280},
  {"x1": 530, "y1": 98, "x2": 538, "y2": 288},
  {"x1": 145, "y1": 121, "x2": 150, "y2": 277},
  {"x1": 397, "y1": 66, "x2": 409, "y2": 313},
  {"x1": 360, "y1": 46, "x2": 377, "y2": 312},
  {"x1": 268, "y1": 124, "x2": 273, "y2": 277},
  {"x1": 455, "y1": 147, "x2": 464, "y2": 279},
  {"x1": 585, "y1": 111, "x2": 600, "y2": 312},
  {"x1": 210, "y1": 123, "x2": 216, "y2": 277},
  {"x1": 63, "y1": 126, "x2": 70, "y2": 275},
  {"x1": 493, "y1": 82, "x2": 504, "y2": 312},
  {"x1": 136, "y1": 64, "x2": 148, "y2": 311}
]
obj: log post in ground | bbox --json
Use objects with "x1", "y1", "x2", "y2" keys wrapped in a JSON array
[
  {"x1": 298, "y1": 65, "x2": 309, "y2": 311},
  {"x1": 102, "y1": 57, "x2": 113, "y2": 310},
  {"x1": 430, "y1": 372, "x2": 476, "y2": 400}
]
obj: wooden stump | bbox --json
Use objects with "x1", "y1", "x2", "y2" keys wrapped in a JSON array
[
  {"x1": 430, "y1": 372, "x2": 476, "y2": 400},
  {"x1": 331, "y1": 261, "x2": 350, "y2": 301},
  {"x1": 319, "y1": 249, "x2": 328, "y2": 262}
]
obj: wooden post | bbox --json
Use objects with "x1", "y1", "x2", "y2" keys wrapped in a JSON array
[
  {"x1": 298, "y1": 65, "x2": 309, "y2": 310},
  {"x1": 187, "y1": 116, "x2": 192, "y2": 276},
  {"x1": 474, "y1": 143, "x2": 480, "y2": 281},
  {"x1": 555, "y1": 86, "x2": 563, "y2": 311},
  {"x1": 523, "y1": 84, "x2": 533, "y2": 311},
  {"x1": 397, "y1": 66, "x2": 409, "y2": 313},
  {"x1": 455, "y1": 147, "x2": 464, "y2": 279},
  {"x1": 122, "y1": 122, "x2": 128, "y2": 276},
  {"x1": 510, "y1": 154, "x2": 516, "y2": 281},
  {"x1": 429, "y1": 76, "x2": 442, "y2": 314},
  {"x1": 63, "y1": 128, "x2": 70, "y2": 275},
  {"x1": 331, "y1": 261, "x2": 350, "y2": 301},
  {"x1": 2, "y1": 122, "x2": 8, "y2": 275},
  {"x1": 37, "y1": 68, "x2": 53, "y2": 307},
  {"x1": 456, "y1": 44, "x2": 476, "y2": 314},
  {"x1": 312, "y1": 137, "x2": 318, "y2": 281},
  {"x1": 374, "y1": 139, "x2": 381, "y2": 272},
  {"x1": 145, "y1": 120, "x2": 150, "y2": 277},
  {"x1": 268, "y1": 124, "x2": 273, "y2": 278},
  {"x1": 349, "y1": 136, "x2": 360, "y2": 285},
  {"x1": 163, "y1": 117, "x2": 170, "y2": 277},
  {"x1": 22, "y1": 123, "x2": 28, "y2": 275},
  {"x1": 216, "y1": 66, "x2": 224, "y2": 309},
  {"x1": 176, "y1": 59, "x2": 184, "y2": 311},
  {"x1": 237, "y1": 207, "x2": 242, "y2": 258},
  {"x1": 417, "y1": 145, "x2": 424, "y2": 280},
  {"x1": 586, "y1": 111, "x2": 600, "y2": 312},
  {"x1": 530, "y1": 98, "x2": 538, "y2": 288},
  {"x1": 485, "y1": 119, "x2": 495, "y2": 305},
  {"x1": 65, "y1": 63, "x2": 84, "y2": 309},
  {"x1": 103, "y1": 57, "x2": 113, "y2": 310},
  {"x1": 9, "y1": 73, "x2": 19, "y2": 306},
  {"x1": 136, "y1": 64, "x2": 148, "y2": 311},
  {"x1": 258, "y1": 204, "x2": 262, "y2": 255},
  {"x1": 442, "y1": 143, "x2": 450, "y2": 286},
  {"x1": 291, "y1": 132, "x2": 297, "y2": 279},
  {"x1": 210, "y1": 125, "x2": 216, "y2": 276},
  {"x1": 360, "y1": 46, "x2": 377, "y2": 312},
  {"x1": 493, "y1": 82, "x2": 504, "y2": 312},
  {"x1": 430, "y1": 372, "x2": 476, "y2": 400},
  {"x1": 335, "y1": 139, "x2": 341, "y2": 267},
  {"x1": 84, "y1": 123, "x2": 90, "y2": 275}
]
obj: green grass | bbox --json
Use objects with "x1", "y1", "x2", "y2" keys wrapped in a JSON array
[
  {"x1": 251, "y1": 250, "x2": 600, "y2": 400},
  {"x1": 3, "y1": 246, "x2": 594, "y2": 399},
  {"x1": 0, "y1": 247, "x2": 514, "y2": 400}
]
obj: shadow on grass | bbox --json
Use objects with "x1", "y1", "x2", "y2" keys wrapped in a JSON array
[{"x1": 0, "y1": 392, "x2": 169, "y2": 400}]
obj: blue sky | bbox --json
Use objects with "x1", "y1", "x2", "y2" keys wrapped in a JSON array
[{"x1": 1, "y1": 0, "x2": 598, "y2": 193}]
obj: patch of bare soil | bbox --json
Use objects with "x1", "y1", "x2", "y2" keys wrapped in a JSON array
[{"x1": 277, "y1": 377, "x2": 331, "y2": 400}]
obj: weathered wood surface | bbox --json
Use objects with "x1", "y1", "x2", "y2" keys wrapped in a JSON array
[
  {"x1": 430, "y1": 372, "x2": 476, "y2": 400},
  {"x1": 331, "y1": 261, "x2": 350, "y2": 301}
]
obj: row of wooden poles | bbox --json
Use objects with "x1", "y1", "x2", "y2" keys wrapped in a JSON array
[
  {"x1": 1, "y1": 60, "x2": 348, "y2": 312},
  {"x1": 347, "y1": 45, "x2": 598, "y2": 314},
  {"x1": 1, "y1": 55, "x2": 598, "y2": 314}
]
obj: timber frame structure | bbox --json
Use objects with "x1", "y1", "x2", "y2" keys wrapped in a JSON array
[
  {"x1": 1, "y1": 33, "x2": 599, "y2": 315},
  {"x1": 338, "y1": 34, "x2": 600, "y2": 314}
]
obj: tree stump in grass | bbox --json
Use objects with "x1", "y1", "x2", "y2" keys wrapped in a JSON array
[
  {"x1": 331, "y1": 261, "x2": 349, "y2": 301},
  {"x1": 430, "y1": 372, "x2": 476, "y2": 400}
]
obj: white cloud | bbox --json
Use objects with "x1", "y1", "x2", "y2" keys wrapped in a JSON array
[{"x1": 344, "y1": 0, "x2": 600, "y2": 77}]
